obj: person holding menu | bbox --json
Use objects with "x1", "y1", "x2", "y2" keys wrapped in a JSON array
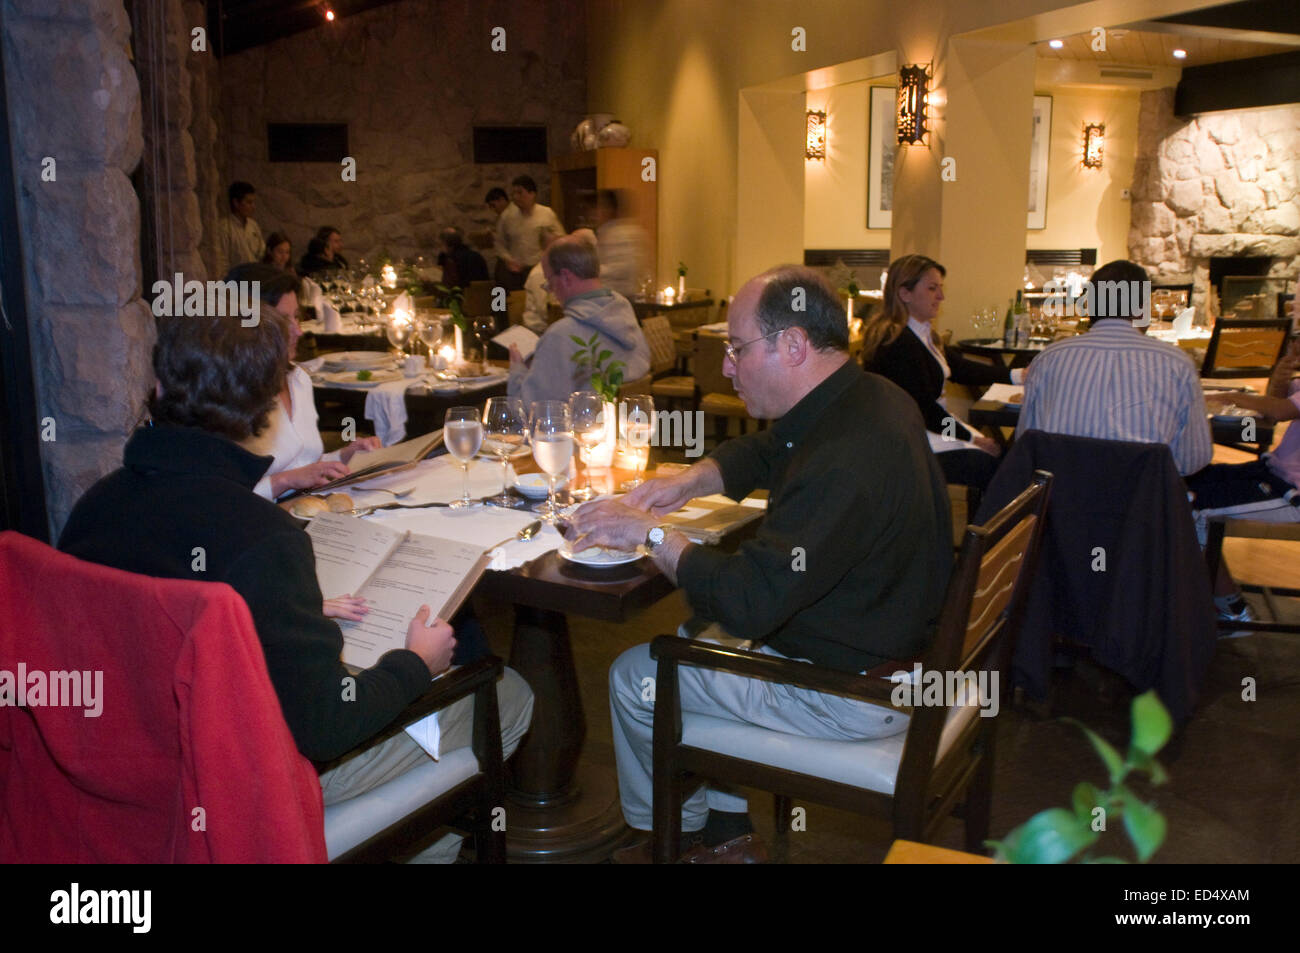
[{"x1": 59, "y1": 308, "x2": 533, "y2": 863}]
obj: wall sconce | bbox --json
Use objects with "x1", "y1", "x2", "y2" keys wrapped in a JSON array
[
  {"x1": 805, "y1": 110, "x2": 827, "y2": 160},
  {"x1": 897, "y1": 64, "x2": 930, "y2": 145},
  {"x1": 1082, "y1": 122, "x2": 1105, "y2": 169}
]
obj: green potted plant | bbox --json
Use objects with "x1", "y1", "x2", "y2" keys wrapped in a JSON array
[
  {"x1": 987, "y1": 689, "x2": 1171, "y2": 863},
  {"x1": 569, "y1": 333, "x2": 625, "y2": 467}
]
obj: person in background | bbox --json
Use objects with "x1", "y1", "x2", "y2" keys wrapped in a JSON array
[
  {"x1": 225, "y1": 264, "x2": 380, "y2": 500},
  {"x1": 494, "y1": 175, "x2": 562, "y2": 293},
  {"x1": 508, "y1": 233, "x2": 648, "y2": 407},
  {"x1": 485, "y1": 187, "x2": 509, "y2": 217},
  {"x1": 521, "y1": 231, "x2": 561, "y2": 334},
  {"x1": 261, "y1": 231, "x2": 293, "y2": 272},
  {"x1": 299, "y1": 226, "x2": 349, "y2": 276},
  {"x1": 1015, "y1": 258, "x2": 1212, "y2": 476},
  {"x1": 436, "y1": 226, "x2": 489, "y2": 290},
  {"x1": 861, "y1": 254, "x2": 1019, "y2": 491},
  {"x1": 1189, "y1": 334, "x2": 1300, "y2": 624},
  {"x1": 214, "y1": 180, "x2": 265, "y2": 278},
  {"x1": 594, "y1": 188, "x2": 647, "y2": 300}
]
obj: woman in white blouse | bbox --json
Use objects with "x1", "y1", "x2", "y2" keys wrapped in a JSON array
[{"x1": 231, "y1": 266, "x2": 380, "y2": 500}]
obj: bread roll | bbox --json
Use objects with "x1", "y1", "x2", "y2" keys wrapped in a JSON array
[
  {"x1": 326, "y1": 493, "x2": 354, "y2": 513},
  {"x1": 289, "y1": 496, "x2": 329, "y2": 519}
]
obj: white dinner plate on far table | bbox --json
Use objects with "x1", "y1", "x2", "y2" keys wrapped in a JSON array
[{"x1": 558, "y1": 543, "x2": 643, "y2": 567}]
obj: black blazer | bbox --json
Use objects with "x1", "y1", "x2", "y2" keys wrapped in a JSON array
[{"x1": 864, "y1": 326, "x2": 1010, "y2": 442}]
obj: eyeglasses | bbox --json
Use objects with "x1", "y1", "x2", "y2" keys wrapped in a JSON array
[{"x1": 724, "y1": 328, "x2": 782, "y2": 363}]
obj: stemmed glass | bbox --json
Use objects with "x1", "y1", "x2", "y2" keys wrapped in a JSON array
[
  {"x1": 569, "y1": 390, "x2": 606, "y2": 501},
  {"x1": 472, "y1": 316, "x2": 496, "y2": 375},
  {"x1": 483, "y1": 397, "x2": 528, "y2": 507},
  {"x1": 443, "y1": 406, "x2": 483, "y2": 509},
  {"x1": 418, "y1": 315, "x2": 443, "y2": 366},
  {"x1": 531, "y1": 401, "x2": 573, "y2": 520},
  {"x1": 386, "y1": 317, "x2": 413, "y2": 357},
  {"x1": 620, "y1": 394, "x2": 654, "y2": 491}
]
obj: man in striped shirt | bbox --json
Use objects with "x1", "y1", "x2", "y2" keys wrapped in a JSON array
[{"x1": 1016, "y1": 259, "x2": 1212, "y2": 476}]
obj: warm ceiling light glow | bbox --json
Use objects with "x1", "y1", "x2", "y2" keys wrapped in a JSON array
[
  {"x1": 323, "y1": 6, "x2": 336, "y2": 21},
  {"x1": 897, "y1": 64, "x2": 930, "y2": 146},
  {"x1": 1172, "y1": 48, "x2": 1187, "y2": 59},
  {"x1": 1049, "y1": 39, "x2": 1064, "y2": 49},
  {"x1": 1082, "y1": 122, "x2": 1105, "y2": 169},
  {"x1": 805, "y1": 110, "x2": 827, "y2": 161}
]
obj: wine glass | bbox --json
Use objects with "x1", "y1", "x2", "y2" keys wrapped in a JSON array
[
  {"x1": 531, "y1": 401, "x2": 573, "y2": 520},
  {"x1": 472, "y1": 315, "x2": 496, "y2": 375},
  {"x1": 418, "y1": 315, "x2": 444, "y2": 365},
  {"x1": 620, "y1": 394, "x2": 654, "y2": 491},
  {"x1": 444, "y1": 407, "x2": 483, "y2": 509},
  {"x1": 386, "y1": 317, "x2": 413, "y2": 357},
  {"x1": 569, "y1": 390, "x2": 607, "y2": 501},
  {"x1": 483, "y1": 397, "x2": 528, "y2": 507}
]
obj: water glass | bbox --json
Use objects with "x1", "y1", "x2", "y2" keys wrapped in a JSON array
[
  {"x1": 444, "y1": 406, "x2": 483, "y2": 509},
  {"x1": 483, "y1": 397, "x2": 528, "y2": 506},
  {"x1": 569, "y1": 390, "x2": 606, "y2": 501},
  {"x1": 620, "y1": 394, "x2": 654, "y2": 491},
  {"x1": 531, "y1": 401, "x2": 573, "y2": 520}
]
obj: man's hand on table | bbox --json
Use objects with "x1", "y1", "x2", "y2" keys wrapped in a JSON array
[
  {"x1": 405, "y1": 605, "x2": 456, "y2": 675},
  {"x1": 338, "y1": 436, "x2": 382, "y2": 463},
  {"x1": 623, "y1": 459, "x2": 724, "y2": 516},
  {"x1": 565, "y1": 497, "x2": 658, "y2": 553}
]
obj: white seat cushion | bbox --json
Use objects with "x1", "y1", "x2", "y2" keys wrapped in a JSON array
[
  {"x1": 680, "y1": 702, "x2": 981, "y2": 796},
  {"x1": 324, "y1": 747, "x2": 480, "y2": 860}
]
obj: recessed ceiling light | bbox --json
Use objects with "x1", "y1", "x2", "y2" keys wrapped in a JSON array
[
  {"x1": 1172, "y1": 48, "x2": 1187, "y2": 59},
  {"x1": 1049, "y1": 39, "x2": 1064, "y2": 49}
]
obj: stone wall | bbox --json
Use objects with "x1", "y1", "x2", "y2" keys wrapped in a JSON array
[
  {"x1": 1129, "y1": 88, "x2": 1299, "y2": 313},
  {"x1": 3, "y1": 0, "x2": 152, "y2": 536},
  {"x1": 215, "y1": 0, "x2": 586, "y2": 273}
]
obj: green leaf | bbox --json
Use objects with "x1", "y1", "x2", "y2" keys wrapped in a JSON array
[
  {"x1": 597, "y1": 349, "x2": 613, "y2": 366},
  {"x1": 570, "y1": 335, "x2": 588, "y2": 348},
  {"x1": 1122, "y1": 796, "x2": 1166, "y2": 862},
  {"x1": 1126, "y1": 749, "x2": 1169, "y2": 786},
  {"x1": 1129, "y1": 690, "x2": 1173, "y2": 758},
  {"x1": 1071, "y1": 781, "x2": 1104, "y2": 824},
  {"x1": 1081, "y1": 856, "x2": 1128, "y2": 864},
  {"x1": 589, "y1": 332, "x2": 599, "y2": 346},
  {"x1": 996, "y1": 808, "x2": 1098, "y2": 864},
  {"x1": 1063, "y1": 719, "x2": 1125, "y2": 785}
]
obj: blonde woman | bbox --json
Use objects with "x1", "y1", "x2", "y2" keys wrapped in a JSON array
[{"x1": 861, "y1": 254, "x2": 1021, "y2": 490}]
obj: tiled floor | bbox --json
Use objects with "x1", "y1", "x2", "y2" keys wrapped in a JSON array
[{"x1": 473, "y1": 433, "x2": 1300, "y2": 864}]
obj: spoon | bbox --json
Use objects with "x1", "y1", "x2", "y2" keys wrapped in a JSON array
[{"x1": 516, "y1": 520, "x2": 543, "y2": 541}]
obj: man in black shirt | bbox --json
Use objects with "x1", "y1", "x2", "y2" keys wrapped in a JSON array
[
  {"x1": 59, "y1": 309, "x2": 532, "y2": 861},
  {"x1": 567, "y1": 266, "x2": 951, "y2": 858}
]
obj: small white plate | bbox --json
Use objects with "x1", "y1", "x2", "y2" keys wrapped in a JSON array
[
  {"x1": 558, "y1": 543, "x2": 643, "y2": 566},
  {"x1": 321, "y1": 351, "x2": 394, "y2": 370},
  {"x1": 514, "y1": 473, "x2": 567, "y2": 499}
]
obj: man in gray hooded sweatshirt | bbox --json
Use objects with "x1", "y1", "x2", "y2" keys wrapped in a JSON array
[{"x1": 508, "y1": 232, "x2": 651, "y2": 408}]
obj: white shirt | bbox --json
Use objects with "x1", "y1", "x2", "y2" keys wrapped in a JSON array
[
  {"x1": 243, "y1": 365, "x2": 339, "y2": 499},
  {"x1": 214, "y1": 213, "x2": 265, "y2": 279},
  {"x1": 494, "y1": 203, "x2": 562, "y2": 269},
  {"x1": 522, "y1": 262, "x2": 553, "y2": 333}
]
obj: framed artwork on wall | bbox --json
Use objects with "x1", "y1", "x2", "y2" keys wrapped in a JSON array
[
  {"x1": 1027, "y1": 94, "x2": 1052, "y2": 230},
  {"x1": 867, "y1": 86, "x2": 896, "y2": 230}
]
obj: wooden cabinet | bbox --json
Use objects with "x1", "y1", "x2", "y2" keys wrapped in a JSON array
[{"x1": 550, "y1": 147, "x2": 657, "y2": 283}]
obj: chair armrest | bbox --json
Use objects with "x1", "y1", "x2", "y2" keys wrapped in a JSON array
[
  {"x1": 649, "y1": 636, "x2": 904, "y2": 707},
  {"x1": 315, "y1": 655, "x2": 504, "y2": 774}
]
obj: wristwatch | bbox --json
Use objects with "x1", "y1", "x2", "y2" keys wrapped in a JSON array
[{"x1": 645, "y1": 525, "x2": 669, "y2": 551}]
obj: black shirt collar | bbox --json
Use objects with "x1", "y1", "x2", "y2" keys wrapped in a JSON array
[
  {"x1": 124, "y1": 425, "x2": 273, "y2": 489},
  {"x1": 770, "y1": 358, "x2": 860, "y2": 446}
]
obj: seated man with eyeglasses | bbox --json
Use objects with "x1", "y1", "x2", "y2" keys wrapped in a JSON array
[{"x1": 566, "y1": 266, "x2": 953, "y2": 862}]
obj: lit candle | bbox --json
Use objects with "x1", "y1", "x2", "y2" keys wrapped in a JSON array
[
  {"x1": 663, "y1": 286, "x2": 676, "y2": 304},
  {"x1": 381, "y1": 264, "x2": 398, "y2": 290},
  {"x1": 454, "y1": 325, "x2": 464, "y2": 362},
  {"x1": 437, "y1": 344, "x2": 456, "y2": 368}
]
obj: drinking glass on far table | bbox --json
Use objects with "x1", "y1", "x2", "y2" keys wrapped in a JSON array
[
  {"x1": 444, "y1": 406, "x2": 483, "y2": 509},
  {"x1": 569, "y1": 390, "x2": 606, "y2": 501},
  {"x1": 483, "y1": 396, "x2": 528, "y2": 507},
  {"x1": 472, "y1": 316, "x2": 496, "y2": 375},
  {"x1": 531, "y1": 400, "x2": 573, "y2": 520},
  {"x1": 386, "y1": 317, "x2": 413, "y2": 357},
  {"x1": 418, "y1": 315, "x2": 443, "y2": 365},
  {"x1": 620, "y1": 394, "x2": 654, "y2": 491}
]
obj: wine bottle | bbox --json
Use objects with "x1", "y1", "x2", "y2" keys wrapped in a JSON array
[{"x1": 1003, "y1": 297, "x2": 1015, "y2": 347}]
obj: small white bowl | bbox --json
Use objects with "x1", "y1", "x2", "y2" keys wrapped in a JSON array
[{"x1": 514, "y1": 473, "x2": 567, "y2": 499}]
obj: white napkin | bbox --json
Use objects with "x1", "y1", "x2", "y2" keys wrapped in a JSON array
[
  {"x1": 394, "y1": 290, "x2": 413, "y2": 314},
  {"x1": 302, "y1": 276, "x2": 323, "y2": 314},
  {"x1": 364, "y1": 377, "x2": 416, "y2": 446},
  {"x1": 1172, "y1": 307, "x2": 1195, "y2": 338},
  {"x1": 404, "y1": 706, "x2": 442, "y2": 760},
  {"x1": 322, "y1": 301, "x2": 342, "y2": 333},
  {"x1": 299, "y1": 356, "x2": 326, "y2": 374}
]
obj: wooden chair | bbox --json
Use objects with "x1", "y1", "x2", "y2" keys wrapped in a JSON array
[
  {"x1": 618, "y1": 374, "x2": 653, "y2": 397},
  {"x1": 644, "y1": 315, "x2": 696, "y2": 410},
  {"x1": 462, "y1": 280, "x2": 495, "y2": 318},
  {"x1": 316, "y1": 654, "x2": 508, "y2": 863},
  {"x1": 694, "y1": 331, "x2": 757, "y2": 441},
  {"x1": 648, "y1": 472, "x2": 1053, "y2": 863},
  {"x1": 1201, "y1": 318, "x2": 1290, "y2": 379},
  {"x1": 1204, "y1": 518, "x2": 1300, "y2": 636},
  {"x1": 506, "y1": 290, "x2": 526, "y2": 327}
]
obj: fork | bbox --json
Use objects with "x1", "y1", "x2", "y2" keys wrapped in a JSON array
[{"x1": 357, "y1": 485, "x2": 417, "y2": 499}]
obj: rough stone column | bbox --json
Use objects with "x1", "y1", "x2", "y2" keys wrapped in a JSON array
[
  {"x1": 3, "y1": 0, "x2": 152, "y2": 537},
  {"x1": 184, "y1": 0, "x2": 222, "y2": 278}
]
